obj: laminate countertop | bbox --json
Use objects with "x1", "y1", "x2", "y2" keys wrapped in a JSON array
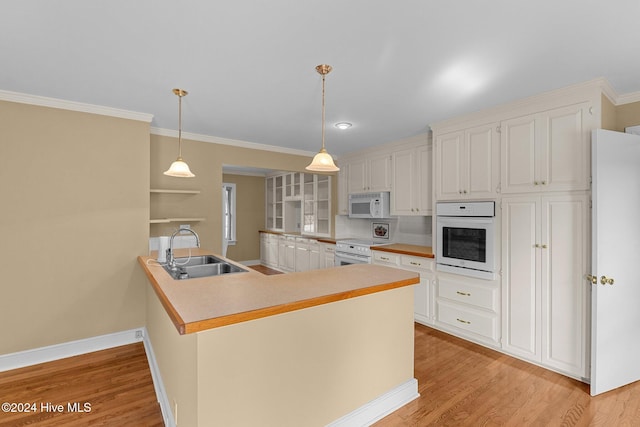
[
  {"x1": 138, "y1": 249, "x2": 419, "y2": 335},
  {"x1": 372, "y1": 244, "x2": 435, "y2": 258}
]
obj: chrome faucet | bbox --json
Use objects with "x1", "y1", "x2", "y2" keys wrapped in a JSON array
[{"x1": 167, "y1": 228, "x2": 201, "y2": 269}]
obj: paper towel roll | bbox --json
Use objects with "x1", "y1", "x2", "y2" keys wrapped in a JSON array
[{"x1": 157, "y1": 236, "x2": 170, "y2": 262}]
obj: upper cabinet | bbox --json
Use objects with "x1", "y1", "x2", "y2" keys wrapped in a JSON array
[
  {"x1": 265, "y1": 172, "x2": 331, "y2": 237},
  {"x1": 391, "y1": 143, "x2": 433, "y2": 215},
  {"x1": 435, "y1": 122, "x2": 499, "y2": 201},
  {"x1": 346, "y1": 152, "x2": 392, "y2": 193},
  {"x1": 501, "y1": 102, "x2": 592, "y2": 194}
]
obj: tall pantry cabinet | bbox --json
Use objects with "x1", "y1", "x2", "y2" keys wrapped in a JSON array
[{"x1": 431, "y1": 80, "x2": 604, "y2": 381}]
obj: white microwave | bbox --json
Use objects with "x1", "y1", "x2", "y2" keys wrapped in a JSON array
[
  {"x1": 348, "y1": 192, "x2": 391, "y2": 219},
  {"x1": 436, "y1": 201, "x2": 496, "y2": 280}
]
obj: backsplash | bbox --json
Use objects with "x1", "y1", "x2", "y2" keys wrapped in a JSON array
[{"x1": 335, "y1": 215, "x2": 432, "y2": 246}]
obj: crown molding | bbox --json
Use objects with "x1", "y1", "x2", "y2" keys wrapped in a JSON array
[
  {"x1": 0, "y1": 89, "x2": 153, "y2": 122},
  {"x1": 616, "y1": 90, "x2": 640, "y2": 105},
  {"x1": 150, "y1": 127, "x2": 318, "y2": 157}
]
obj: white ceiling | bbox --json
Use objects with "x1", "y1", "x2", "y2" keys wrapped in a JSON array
[{"x1": 2, "y1": 1, "x2": 640, "y2": 156}]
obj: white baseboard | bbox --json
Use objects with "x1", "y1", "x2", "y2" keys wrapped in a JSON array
[
  {"x1": 0, "y1": 328, "x2": 145, "y2": 372},
  {"x1": 141, "y1": 327, "x2": 175, "y2": 427},
  {"x1": 327, "y1": 378, "x2": 419, "y2": 427}
]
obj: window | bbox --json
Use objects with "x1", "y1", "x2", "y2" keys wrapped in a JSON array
[{"x1": 222, "y1": 183, "x2": 236, "y2": 244}]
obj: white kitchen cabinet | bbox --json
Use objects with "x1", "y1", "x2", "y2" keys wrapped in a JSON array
[
  {"x1": 295, "y1": 237, "x2": 321, "y2": 272},
  {"x1": 372, "y1": 251, "x2": 434, "y2": 324},
  {"x1": 302, "y1": 174, "x2": 331, "y2": 236},
  {"x1": 277, "y1": 235, "x2": 296, "y2": 272},
  {"x1": 337, "y1": 165, "x2": 349, "y2": 215},
  {"x1": 501, "y1": 194, "x2": 589, "y2": 378},
  {"x1": 346, "y1": 152, "x2": 392, "y2": 194},
  {"x1": 434, "y1": 122, "x2": 499, "y2": 201},
  {"x1": 435, "y1": 272, "x2": 500, "y2": 344},
  {"x1": 321, "y1": 242, "x2": 335, "y2": 268},
  {"x1": 265, "y1": 175, "x2": 284, "y2": 231},
  {"x1": 283, "y1": 172, "x2": 302, "y2": 200},
  {"x1": 501, "y1": 102, "x2": 592, "y2": 194},
  {"x1": 391, "y1": 143, "x2": 432, "y2": 215},
  {"x1": 260, "y1": 232, "x2": 279, "y2": 268}
]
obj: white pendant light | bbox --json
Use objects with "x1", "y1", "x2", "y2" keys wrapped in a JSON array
[
  {"x1": 306, "y1": 64, "x2": 340, "y2": 172},
  {"x1": 164, "y1": 88, "x2": 195, "y2": 178}
]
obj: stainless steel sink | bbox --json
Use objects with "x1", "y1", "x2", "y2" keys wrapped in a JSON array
[
  {"x1": 163, "y1": 256, "x2": 248, "y2": 280},
  {"x1": 170, "y1": 255, "x2": 222, "y2": 267}
]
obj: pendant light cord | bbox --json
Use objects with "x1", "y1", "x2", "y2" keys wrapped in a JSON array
[
  {"x1": 177, "y1": 92, "x2": 183, "y2": 158},
  {"x1": 321, "y1": 72, "x2": 326, "y2": 151}
]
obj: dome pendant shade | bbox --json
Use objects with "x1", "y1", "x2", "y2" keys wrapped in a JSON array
[
  {"x1": 306, "y1": 64, "x2": 339, "y2": 172},
  {"x1": 306, "y1": 148, "x2": 339, "y2": 172},
  {"x1": 164, "y1": 88, "x2": 195, "y2": 178},
  {"x1": 164, "y1": 157, "x2": 195, "y2": 177}
]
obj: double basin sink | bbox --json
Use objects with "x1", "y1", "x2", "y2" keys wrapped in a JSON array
[{"x1": 163, "y1": 255, "x2": 248, "y2": 280}]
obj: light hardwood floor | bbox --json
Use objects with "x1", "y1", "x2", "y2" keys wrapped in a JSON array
[
  {"x1": 0, "y1": 342, "x2": 163, "y2": 426},
  {"x1": 375, "y1": 323, "x2": 640, "y2": 426},
  {"x1": 2, "y1": 324, "x2": 639, "y2": 426}
]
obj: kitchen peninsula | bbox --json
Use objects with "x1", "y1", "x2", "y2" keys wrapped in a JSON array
[{"x1": 139, "y1": 249, "x2": 420, "y2": 427}]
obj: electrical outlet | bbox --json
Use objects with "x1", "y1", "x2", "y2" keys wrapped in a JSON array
[
  {"x1": 135, "y1": 330, "x2": 143, "y2": 339},
  {"x1": 179, "y1": 224, "x2": 191, "y2": 234}
]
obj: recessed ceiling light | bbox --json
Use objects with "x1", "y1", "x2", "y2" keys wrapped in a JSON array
[{"x1": 334, "y1": 122, "x2": 352, "y2": 130}]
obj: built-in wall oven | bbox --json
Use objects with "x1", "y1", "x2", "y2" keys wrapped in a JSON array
[{"x1": 436, "y1": 201, "x2": 496, "y2": 280}]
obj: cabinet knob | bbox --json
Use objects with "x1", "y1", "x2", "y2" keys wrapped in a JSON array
[
  {"x1": 534, "y1": 181, "x2": 539, "y2": 185},
  {"x1": 541, "y1": 180, "x2": 547, "y2": 185},
  {"x1": 463, "y1": 190, "x2": 468, "y2": 194},
  {"x1": 456, "y1": 318, "x2": 471, "y2": 325},
  {"x1": 586, "y1": 274, "x2": 597, "y2": 284}
]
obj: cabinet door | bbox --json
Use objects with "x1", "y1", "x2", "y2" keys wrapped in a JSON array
[
  {"x1": 466, "y1": 123, "x2": 498, "y2": 198},
  {"x1": 347, "y1": 159, "x2": 367, "y2": 193},
  {"x1": 540, "y1": 103, "x2": 590, "y2": 192},
  {"x1": 295, "y1": 243, "x2": 309, "y2": 272},
  {"x1": 501, "y1": 114, "x2": 538, "y2": 193},
  {"x1": 540, "y1": 194, "x2": 589, "y2": 376},
  {"x1": 337, "y1": 165, "x2": 349, "y2": 215},
  {"x1": 417, "y1": 144, "x2": 433, "y2": 214},
  {"x1": 368, "y1": 153, "x2": 392, "y2": 191},
  {"x1": 391, "y1": 148, "x2": 416, "y2": 215},
  {"x1": 435, "y1": 131, "x2": 464, "y2": 200},
  {"x1": 502, "y1": 197, "x2": 541, "y2": 360}
]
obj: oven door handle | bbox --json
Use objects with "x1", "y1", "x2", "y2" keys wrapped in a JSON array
[{"x1": 335, "y1": 252, "x2": 370, "y2": 262}]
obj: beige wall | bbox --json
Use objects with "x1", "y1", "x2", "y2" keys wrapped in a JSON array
[
  {"x1": 150, "y1": 134, "x2": 335, "y2": 254},
  {"x1": 222, "y1": 173, "x2": 265, "y2": 261},
  {"x1": 616, "y1": 100, "x2": 640, "y2": 131},
  {"x1": 0, "y1": 100, "x2": 150, "y2": 355},
  {"x1": 601, "y1": 94, "x2": 617, "y2": 131}
]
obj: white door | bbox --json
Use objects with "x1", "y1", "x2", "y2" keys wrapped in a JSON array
[{"x1": 591, "y1": 129, "x2": 640, "y2": 395}]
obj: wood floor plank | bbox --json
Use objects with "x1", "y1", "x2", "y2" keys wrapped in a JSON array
[
  {"x1": 0, "y1": 343, "x2": 163, "y2": 427},
  {"x1": 374, "y1": 324, "x2": 640, "y2": 426}
]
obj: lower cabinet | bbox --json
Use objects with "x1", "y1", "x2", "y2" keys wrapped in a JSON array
[
  {"x1": 260, "y1": 233, "x2": 279, "y2": 268},
  {"x1": 277, "y1": 235, "x2": 296, "y2": 272},
  {"x1": 260, "y1": 232, "x2": 331, "y2": 273},
  {"x1": 501, "y1": 193, "x2": 589, "y2": 378},
  {"x1": 321, "y1": 242, "x2": 335, "y2": 268},
  {"x1": 435, "y1": 273, "x2": 500, "y2": 344},
  {"x1": 373, "y1": 251, "x2": 434, "y2": 324},
  {"x1": 295, "y1": 237, "x2": 321, "y2": 272}
]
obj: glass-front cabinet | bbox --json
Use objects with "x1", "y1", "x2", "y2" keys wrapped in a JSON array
[{"x1": 267, "y1": 172, "x2": 331, "y2": 236}]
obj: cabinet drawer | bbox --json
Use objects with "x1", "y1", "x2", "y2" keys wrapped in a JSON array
[
  {"x1": 400, "y1": 255, "x2": 433, "y2": 273},
  {"x1": 437, "y1": 301, "x2": 499, "y2": 341},
  {"x1": 373, "y1": 251, "x2": 400, "y2": 266},
  {"x1": 437, "y1": 277, "x2": 498, "y2": 312}
]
